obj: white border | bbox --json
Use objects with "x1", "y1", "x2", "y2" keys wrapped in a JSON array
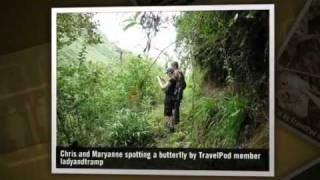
[{"x1": 51, "y1": 4, "x2": 275, "y2": 177}]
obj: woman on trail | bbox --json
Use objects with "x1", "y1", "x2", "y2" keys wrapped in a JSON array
[{"x1": 157, "y1": 67, "x2": 177, "y2": 132}]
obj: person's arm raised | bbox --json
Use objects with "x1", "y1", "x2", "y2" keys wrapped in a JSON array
[{"x1": 157, "y1": 76, "x2": 171, "y2": 90}]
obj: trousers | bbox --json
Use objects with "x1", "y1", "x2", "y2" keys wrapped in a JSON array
[{"x1": 173, "y1": 100, "x2": 181, "y2": 124}]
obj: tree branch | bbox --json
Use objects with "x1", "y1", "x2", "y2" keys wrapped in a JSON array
[{"x1": 145, "y1": 41, "x2": 176, "y2": 75}]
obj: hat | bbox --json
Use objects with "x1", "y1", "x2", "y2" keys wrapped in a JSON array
[{"x1": 166, "y1": 67, "x2": 174, "y2": 74}]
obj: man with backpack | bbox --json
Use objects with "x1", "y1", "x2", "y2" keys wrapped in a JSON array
[{"x1": 171, "y1": 61, "x2": 186, "y2": 126}]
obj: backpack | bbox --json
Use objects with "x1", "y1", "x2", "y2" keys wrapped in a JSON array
[{"x1": 175, "y1": 71, "x2": 186, "y2": 100}]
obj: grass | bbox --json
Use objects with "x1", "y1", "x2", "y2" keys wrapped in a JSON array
[
  {"x1": 204, "y1": 96, "x2": 247, "y2": 148},
  {"x1": 246, "y1": 123, "x2": 269, "y2": 149},
  {"x1": 58, "y1": 37, "x2": 268, "y2": 149},
  {"x1": 147, "y1": 89, "x2": 251, "y2": 149}
]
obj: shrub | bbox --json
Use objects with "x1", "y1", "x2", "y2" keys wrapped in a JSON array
[
  {"x1": 57, "y1": 55, "x2": 162, "y2": 147},
  {"x1": 186, "y1": 95, "x2": 247, "y2": 148},
  {"x1": 108, "y1": 109, "x2": 153, "y2": 147},
  {"x1": 205, "y1": 96, "x2": 247, "y2": 148}
]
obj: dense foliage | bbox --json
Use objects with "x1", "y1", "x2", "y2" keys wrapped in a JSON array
[
  {"x1": 57, "y1": 13, "x2": 102, "y2": 49},
  {"x1": 175, "y1": 11, "x2": 269, "y2": 144},
  {"x1": 57, "y1": 11, "x2": 269, "y2": 149},
  {"x1": 176, "y1": 11, "x2": 269, "y2": 108},
  {"x1": 57, "y1": 54, "x2": 163, "y2": 147},
  {"x1": 56, "y1": 13, "x2": 163, "y2": 147}
]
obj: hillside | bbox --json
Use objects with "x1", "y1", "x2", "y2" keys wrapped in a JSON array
[{"x1": 58, "y1": 33, "x2": 127, "y2": 64}]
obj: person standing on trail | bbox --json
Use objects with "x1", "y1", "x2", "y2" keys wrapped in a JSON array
[
  {"x1": 171, "y1": 61, "x2": 186, "y2": 125},
  {"x1": 157, "y1": 67, "x2": 177, "y2": 132}
]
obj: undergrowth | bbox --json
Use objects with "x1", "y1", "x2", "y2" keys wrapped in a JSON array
[{"x1": 150, "y1": 92, "x2": 249, "y2": 149}]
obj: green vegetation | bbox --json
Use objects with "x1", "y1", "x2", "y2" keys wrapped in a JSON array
[
  {"x1": 57, "y1": 11, "x2": 269, "y2": 149},
  {"x1": 57, "y1": 54, "x2": 163, "y2": 147},
  {"x1": 156, "y1": 95, "x2": 247, "y2": 148},
  {"x1": 58, "y1": 34, "x2": 121, "y2": 64},
  {"x1": 174, "y1": 11, "x2": 269, "y2": 148}
]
